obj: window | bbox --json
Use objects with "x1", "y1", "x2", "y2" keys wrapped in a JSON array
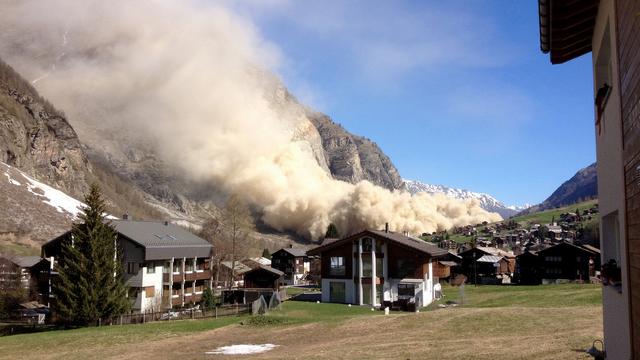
[
  {"x1": 146, "y1": 262, "x2": 156, "y2": 274},
  {"x1": 145, "y1": 286, "x2": 155, "y2": 298},
  {"x1": 329, "y1": 282, "x2": 346, "y2": 303},
  {"x1": 128, "y1": 287, "x2": 139, "y2": 298},
  {"x1": 398, "y1": 284, "x2": 415, "y2": 296},
  {"x1": 127, "y1": 262, "x2": 137, "y2": 275},
  {"x1": 185, "y1": 261, "x2": 194, "y2": 272},
  {"x1": 362, "y1": 238, "x2": 373, "y2": 252},
  {"x1": 396, "y1": 258, "x2": 416, "y2": 279},
  {"x1": 376, "y1": 257, "x2": 383, "y2": 278},
  {"x1": 602, "y1": 211, "x2": 620, "y2": 264},
  {"x1": 329, "y1": 256, "x2": 345, "y2": 276},
  {"x1": 163, "y1": 262, "x2": 171, "y2": 273},
  {"x1": 363, "y1": 257, "x2": 372, "y2": 277}
]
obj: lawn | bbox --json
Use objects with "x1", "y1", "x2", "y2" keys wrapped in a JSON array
[
  {"x1": 509, "y1": 199, "x2": 598, "y2": 225},
  {"x1": 0, "y1": 284, "x2": 602, "y2": 360},
  {"x1": 433, "y1": 283, "x2": 602, "y2": 308}
]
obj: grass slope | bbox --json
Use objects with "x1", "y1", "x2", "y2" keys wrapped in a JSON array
[
  {"x1": 0, "y1": 284, "x2": 602, "y2": 360},
  {"x1": 510, "y1": 199, "x2": 598, "y2": 225}
]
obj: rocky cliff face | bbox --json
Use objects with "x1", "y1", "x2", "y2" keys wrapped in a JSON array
[
  {"x1": 0, "y1": 58, "x2": 169, "y2": 246},
  {"x1": 307, "y1": 111, "x2": 403, "y2": 190},
  {"x1": 0, "y1": 58, "x2": 89, "y2": 199}
]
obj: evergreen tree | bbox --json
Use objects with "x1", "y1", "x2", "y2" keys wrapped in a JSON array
[
  {"x1": 261, "y1": 248, "x2": 271, "y2": 259},
  {"x1": 325, "y1": 223, "x2": 340, "y2": 239},
  {"x1": 201, "y1": 287, "x2": 215, "y2": 309},
  {"x1": 53, "y1": 184, "x2": 129, "y2": 325}
]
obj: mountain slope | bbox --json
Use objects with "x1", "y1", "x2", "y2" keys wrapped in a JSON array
[
  {"x1": 0, "y1": 58, "x2": 171, "y2": 243},
  {"x1": 308, "y1": 111, "x2": 403, "y2": 190},
  {"x1": 520, "y1": 163, "x2": 597, "y2": 215},
  {"x1": 403, "y1": 180, "x2": 528, "y2": 219}
]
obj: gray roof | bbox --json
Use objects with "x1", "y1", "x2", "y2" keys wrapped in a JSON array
[
  {"x1": 9, "y1": 256, "x2": 42, "y2": 268},
  {"x1": 276, "y1": 247, "x2": 307, "y2": 257},
  {"x1": 112, "y1": 220, "x2": 212, "y2": 260},
  {"x1": 221, "y1": 261, "x2": 252, "y2": 274},
  {"x1": 308, "y1": 229, "x2": 447, "y2": 258},
  {"x1": 247, "y1": 265, "x2": 284, "y2": 277}
]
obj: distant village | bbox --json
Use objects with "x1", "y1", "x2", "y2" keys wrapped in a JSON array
[{"x1": 0, "y1": 197, "x2": 603, "y2": 329}]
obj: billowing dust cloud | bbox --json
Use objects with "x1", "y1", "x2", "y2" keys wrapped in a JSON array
[{"x1": 0, "y1": 0, "x2": 501, "y2": 239}]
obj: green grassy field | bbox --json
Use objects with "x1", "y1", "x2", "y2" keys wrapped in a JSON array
[
  {"x1": 509, "y1": 199, "x2": 598, "y2": 225},
  {"x1": 0, "y1": 284, "x2": 602, "y2": 359},
  {"x1": 432, "y1": 283, "x2": 602, "y2": 308}
]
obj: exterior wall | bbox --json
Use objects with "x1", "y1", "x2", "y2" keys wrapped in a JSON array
[
  {"x1": 128, "y1": 262, "x2": 163, "y2": 312},
  {"x1": 321, "y1": 278, "x2": 355, "y2": 304},
  {"x1": 592, "y1": 1, "x2": 632, "y2": 358},
  {"x1": 615, "y1": 0, "x2": 640, "y2": 355}
]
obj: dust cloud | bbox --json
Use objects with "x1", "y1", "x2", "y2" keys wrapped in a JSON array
[{"x1": 0, "y1": 0, "x2": 501, "y2": 239}]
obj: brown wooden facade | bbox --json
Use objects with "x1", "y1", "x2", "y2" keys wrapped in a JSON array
[{"x1": 617, "y1": 0, "x2": 640, "y2": 353}]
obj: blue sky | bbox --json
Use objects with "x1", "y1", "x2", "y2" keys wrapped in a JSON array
[{"x1": 227, "y1": 1, "x2": 596, "y2": 206}]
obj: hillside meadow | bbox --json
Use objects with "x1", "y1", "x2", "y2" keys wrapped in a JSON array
[{"x1": 0, "y1": 284, "x2": 602, "y2": 360}]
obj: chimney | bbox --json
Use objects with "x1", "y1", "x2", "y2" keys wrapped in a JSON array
[
  {"x1": 289, "y1": 244, "x2": 293, "y2": 248},
  {"x1": 385, "y1": 223, "x2": 389, "y2": 233},
  {"x1": 122, "y1": 213, "x2": 129, "y2": 221},
  {"x1": 164, "y1": 221, "x2": 169, "y2": 226}
]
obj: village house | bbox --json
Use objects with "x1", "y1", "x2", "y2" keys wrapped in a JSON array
[
  {"x1": 458, "y1": 247, "x2": 516, "y2": 284},
  {"x1": 270, "y1": 246, "x2": 309, "y2": 285},
  {"x1": 537, "y1": 242, "x2": 600, "y2": 283},
  {"x1": 514, "y1": 250, "x2": 541, "y2": 285},
  {"x1": 0, "y1": 256, "x2": 50, "y2": 303},
  {"x1": 307, "y1": 227, "x2": 447, "y2": 311},
  {"x1": 42, "y1": 218, "x2": 214, "y2": 313},
  {"x1": 243, "y1": 265, "x2": 284, "y2": 290},
  {"x1": 218, "y1": 261, "x2": 252, "y2": 288}
]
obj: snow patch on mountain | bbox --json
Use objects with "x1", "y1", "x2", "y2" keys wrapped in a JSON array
[
  {"x1": 403, "y1": 179, "x2": 528, "y2": 219},
  {"x1": 2, "y1": 162, "x2": 115, "y2": 220}
]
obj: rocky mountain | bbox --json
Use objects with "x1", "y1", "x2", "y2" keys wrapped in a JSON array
[
  {"x1": 307, "y1": 111, "x2": 404, "y2": 190},
  {"x1": 263, "y1": 75, "x2": 403, "y2": 191},
  {"x1": 0, "y1": 57, "x2": 402, "y2": 254},
  {"x1": 0, "y1": 58, "x2": 176, "y2": 244},
  {"x1": 519, "y1": 163, "x2": 597, "y2": 215},
  {"x1": 0, "y1": 58, "x2": 90, "y2": 199},
  {"x1": 403, "y1": 179, "x2": 529, "y2": 219}
]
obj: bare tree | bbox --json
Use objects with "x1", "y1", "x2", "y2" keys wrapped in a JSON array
[
  {"x1": 199, "y1": 217, "x2": 230, "y2": 293},
  {"x1": 199, "y1": 194, "x2": 254, "y2": 292},
  {"x1": 221, "y1": 194, "x2": 254, "y2": 289}
]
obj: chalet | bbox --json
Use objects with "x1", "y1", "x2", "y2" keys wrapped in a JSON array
[
  {"x1": 433, "y1": 251, "x2": 462, "y2": 282},
  {"x1": 243, "y1": 265, "x2": 284, "y2": 290},
  {"x1": 218, "y1": 261, "x2": 252, "y2": 288},
  {"x1": 537, "y1": 242, "x2": 600, "y2": 283},
  {"x1": 458, "y1": 247, "x2": 515, "y2": 284},
  {"x1": 270, "y1": 246, "x2": 309, "y2": 285},
  {"x1": 42, "y1": 219, "x2": 214, "y2": 313},
  {"x1": 307, "y1": 228, "x2": 447, "y2": 310},
  {"x1": 0, "y1": 256, "x2": 50, "y2": 303},
  {"x1": 514, "y1": 251, "x2": 541, "y2": 285}
]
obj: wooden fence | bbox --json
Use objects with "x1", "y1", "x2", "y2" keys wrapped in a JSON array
[{"x1": 97, "y1": 304, "x2": 252, "y2": 326}]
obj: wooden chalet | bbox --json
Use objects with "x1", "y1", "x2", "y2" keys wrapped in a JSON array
[
  {"x1": 308, "y1": 228, "x2": 446, "y2": 311},
  {"x1": 537, "y1": 241, "x2": 600, "y2": 282},
  {"x1": 270, "y1": 246, "x2": 308, "y2": 285}
]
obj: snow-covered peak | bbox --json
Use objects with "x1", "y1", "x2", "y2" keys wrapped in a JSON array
[{"x1": 403, "y1": 179, "x2": 528, "y2": 219}]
